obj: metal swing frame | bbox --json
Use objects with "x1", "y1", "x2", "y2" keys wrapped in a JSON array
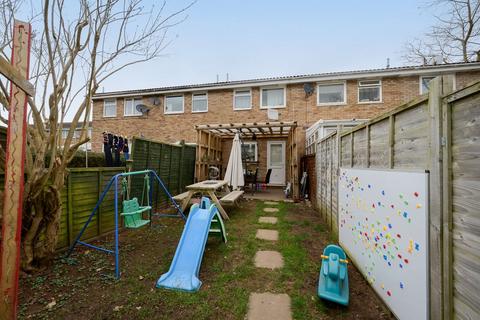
[{"x1": 66, "y1": 169, "x2": 186, "y2": 279}]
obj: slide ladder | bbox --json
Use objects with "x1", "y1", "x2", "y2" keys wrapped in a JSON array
[{"x1": 156, "y1": 197, "x2": 226, "y2": 292}]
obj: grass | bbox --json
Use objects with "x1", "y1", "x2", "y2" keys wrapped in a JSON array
[{"x1": 18, "y1": 199, "x2": 391, "y2": 320}]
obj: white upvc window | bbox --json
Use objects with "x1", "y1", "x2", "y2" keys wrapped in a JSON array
[
  {"x1": 192, "y1": 92, "x2": 208, "y2": 113},
  {"x1": 317, "y1": 81, "x2": 346, "y2": 105},
  {"x1": 124, "y1": 97, "x2": 143, "y2": 116},
  {"x1": 61, "y1": 128, "x2": 69, "y2": 139},
  {"x1": 420, "y1": 76, "x2": 436, "y2": 94},
  {"x1": 103, "y1": 98, "x2": 117, "y2": 117},
  {"x1": 233, "y1": 89, "x2": 252, "y2": 110},
  {"x1": 358, "y1": 80, "x2": 382, "y2": 103},
  {"x1": 165, "y1": 95, "x2": 184, "y2": 114},
  {"x1": 241, "y1": 141, "x2": 258, "y2": 162},
  {"x1": 260, "y1": 86, "x2": 286, "y2": 109}
]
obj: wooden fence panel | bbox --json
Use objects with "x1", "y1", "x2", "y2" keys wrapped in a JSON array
[
  {"x1": 393, "y1": 103, "x2": 429, "y2": 168},
  {"x1": 450, "y1": 91, "x2": 480, "y2": 319},
  {"x1": 341, "y1": 134, "x2": 351, "y2": 167},
  {"x1": 130, "y1": 137, "x2": 196, "y2": 207},
  {"x1": 71, "y1": 171, "x2": 100, "y2": 241},
  {"x1": 368, "y1": 119, "x2": 389, "y2": 168},
  {"x1": 331, "y1": 136, "x2": 339, "y2": 236},
  {"x1": 326, "y1": 138, "x2": 332, "y2": 229},
  {"x1": 353, "y1": 127, "x2": 367, "y2": 167}
]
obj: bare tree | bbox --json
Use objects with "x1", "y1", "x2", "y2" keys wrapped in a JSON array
[
  {"x1": 403, "y1": 0, "x2": 480, "y2": 64},
  {"x1": 0, "y1": 0, "x2": 193, "y2": 271}
]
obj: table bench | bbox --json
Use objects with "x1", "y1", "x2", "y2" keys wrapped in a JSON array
[{"x1": 220, "y1": 190, "x2": 244, "y2": 206}]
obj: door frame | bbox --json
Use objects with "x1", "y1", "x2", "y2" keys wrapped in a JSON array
[{"x1": 267, "y1": 140, "x2": 286, "y2": 186}]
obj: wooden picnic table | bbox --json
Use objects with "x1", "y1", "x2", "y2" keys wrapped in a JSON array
[{"x1": 180, "y1": 180, "x2": 230, "y2": 220}]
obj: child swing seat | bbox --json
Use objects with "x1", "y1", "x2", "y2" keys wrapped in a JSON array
[
  {"x1": 121, "y1": 197, "x2": 151, "y2": 228},
  {"x1": 317, "y1": 244, "x2": 349, "y2": 306}
]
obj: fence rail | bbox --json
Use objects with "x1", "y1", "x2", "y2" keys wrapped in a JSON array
[{"x1": 315, "y1": 76, "x2": 480, "y2": 320}]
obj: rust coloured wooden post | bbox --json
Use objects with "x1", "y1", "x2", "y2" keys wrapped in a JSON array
[{"x1": 0, "y1": 20, "x2": 32, "y2": 320}]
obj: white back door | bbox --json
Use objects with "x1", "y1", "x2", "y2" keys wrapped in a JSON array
[{"x1": 267, "y1": 141, "x2": 286, "y2": 185}]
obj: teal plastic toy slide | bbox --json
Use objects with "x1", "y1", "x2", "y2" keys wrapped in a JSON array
[
  {"x1": 156, "y1": 197, "x2": 226, "y2": 292},
  {"x1": 317, "y1": 244, "x2": 349, "y2": 306}
]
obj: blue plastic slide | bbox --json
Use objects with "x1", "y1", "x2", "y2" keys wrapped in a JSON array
[{"x1": 156, "y1": 197, "x2": 226, "y2": 292}]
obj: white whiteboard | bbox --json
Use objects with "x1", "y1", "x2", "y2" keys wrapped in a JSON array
[{"x1": 339, "y1": 168, "x2": 429, "y2": 320}]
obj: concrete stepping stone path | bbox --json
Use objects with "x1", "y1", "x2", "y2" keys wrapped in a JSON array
[
  {"x1": 264, "y1": 201, "x2": 279, "y2": 206},
  {"x1": 254, "y1": 250, "x2": 284, "y2": 269},
  {"x1": 247, "y1": 293, "x2": 292, "y2": 320},
  {"x1": 263, "y1": 207, "x2": 279, "y2": 213},
  {"x1": 258, "y1": 216, "x2": 278, "y2": 224},
  {"x1": 256, "y1": 229, "x2": 279, "y2": 241}
]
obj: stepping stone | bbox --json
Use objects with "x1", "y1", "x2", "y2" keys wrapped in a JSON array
[
  {"x1": 259, "y1": 216, "x2": 278, "y2": 224},
  {"x1": 256, "y1": 229, "x2": 279, "y2": 241},
  {"x1": 264, "y1": 201, "x2": 279, "y2": 206},
  {"x1": 263, "y1": 207, "x2": 279, "y2": 213},
  {"x1": 254, "y1": 250, "x2": 284, "y2": 269},
  {"x1": 247, "y1": 293, "x2": 292, "y2": 320}
]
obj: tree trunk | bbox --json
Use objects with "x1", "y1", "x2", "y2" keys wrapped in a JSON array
[{"x1": 21, "y1": 184, "x2": 63, "y2": 271}]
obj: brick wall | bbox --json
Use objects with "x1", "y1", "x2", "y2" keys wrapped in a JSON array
[{"x1": 92, "y1": 70, "x2": 480, "y2": 154}]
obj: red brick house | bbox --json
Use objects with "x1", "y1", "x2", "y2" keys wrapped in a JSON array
[{"x1": 92, "y1": 62, "x2": 480, "y2": 188}]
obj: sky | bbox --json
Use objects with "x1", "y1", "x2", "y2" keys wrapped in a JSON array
[{"x1": 98, "y1": 0, "x2": 438, "y2": 93}]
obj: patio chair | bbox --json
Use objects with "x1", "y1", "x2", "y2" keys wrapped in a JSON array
[{"x1": 256, "y1": 169, "x2": 272, "y2": 191}]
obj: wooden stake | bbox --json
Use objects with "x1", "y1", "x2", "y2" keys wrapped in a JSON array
[{"x1": 0, "y1": 20, "x2": 32, "y2": 320}]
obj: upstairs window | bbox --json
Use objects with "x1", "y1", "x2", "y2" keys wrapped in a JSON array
[
  {"x1": 192, "y1": 93, "x2": 208, "y2": 113},
  {"x1": 103, "y1": 99, "x2": 117, "y2": 117},
  {"x1": 165, "y1": 95, "x2": 184, "y2": 114},
  {"x1": 124, "y1": 97, "x2": 143, "y2": 116},
  {"x1": 261, "y1": 86, "x2": 285, "y2": 108},
  {"x1": 358, "y1": 80, "x2": 382, "y2": 103},
  {"x1": 317, "y1": 82, "x2": 346, "y2": 105},
  {"x1": 420, "y1": 76, "x2": 436, "y2": 94},
  {"x1": 234, "y1": 89, "x2": 252, "y2": 110}
]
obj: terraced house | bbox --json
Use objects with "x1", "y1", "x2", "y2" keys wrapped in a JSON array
[{"x1": 92, "y1": 62, "x2": 480, "y2": 186}]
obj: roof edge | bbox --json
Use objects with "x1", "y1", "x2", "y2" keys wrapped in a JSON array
[{"x1": 92, "y1": 62, "x2": 480, "y2": 100}]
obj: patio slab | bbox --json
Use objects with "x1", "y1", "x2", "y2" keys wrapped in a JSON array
[
  {"x1": 259, "y1": 217, "x2": 278, "y2": 224},
  {"x1": 263, "y1": 207, "x2": 279, "y2": 213},
  {"x1": 254, "y1": 250, "x2": 284, "y2": 269},
  {"x1": 247, "y1": 293, "x2": 292, "y2": 320},
  {"x1": 256, "y1": 229, "x2": 279, "y2": 241}
]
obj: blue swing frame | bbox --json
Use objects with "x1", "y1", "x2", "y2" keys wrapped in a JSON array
[{"x1": 66, "y1": 169, "x2": 186, "y2": 279}]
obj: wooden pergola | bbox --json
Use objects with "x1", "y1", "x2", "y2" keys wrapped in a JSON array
[{"x1": 195, "y1": 121, "x2": 300, "y2": 199}]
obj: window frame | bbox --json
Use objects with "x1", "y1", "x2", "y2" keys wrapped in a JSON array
[
  {"x1": 241, "y1": 141, "x2": 258, "y2": 162},
  {"x1": 316, "y1": 81, "x2": 347, "y2": 106},
  {"x1": 164, "y1": 94, "x2": 185, "y2": 115},
  {"x1": 260, "y1": 85, "x2": 286, "y2": 109},
  {"x1": 192, "y1": 92, "x2": 208, "y2": 113},
  {"x1": 357, "y1": 79, "x2": 382, "y2": 104},
  {"x1": 233, "y1": 88, "x2": 252, "y2": 111},
  {"x1": 103, "y1": 98, "x2": 117, "y2": 118},
  {"x1": 123, "y1": 97, "x2": 143, "y2": 117},
  {"x1": 419, "y1": 76, "x2": 436, "y2": 94}
]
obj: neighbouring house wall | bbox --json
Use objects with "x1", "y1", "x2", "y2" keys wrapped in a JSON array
[{"x1": 91, "y1": 71, "x2": 480, "y2": 155}]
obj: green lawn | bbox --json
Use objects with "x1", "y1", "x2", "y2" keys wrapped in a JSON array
[{"x1": 19, "y1": 200, "x2": 392, "y2": 319}]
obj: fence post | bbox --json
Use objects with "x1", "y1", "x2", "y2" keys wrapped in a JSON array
[
  {"x1": 67, "y1": 172, "x2": 74, "y2": 246},
  {"x1": 179, "y1": 140, "x2": 185, "y2": 192},
  {"x1": 428, "y1": 75, "x2": 454, "y2": 320}
]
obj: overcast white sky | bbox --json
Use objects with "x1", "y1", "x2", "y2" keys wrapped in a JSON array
[{"x1": 97, "y1": 0, "x2": 438, "y2": 93}]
